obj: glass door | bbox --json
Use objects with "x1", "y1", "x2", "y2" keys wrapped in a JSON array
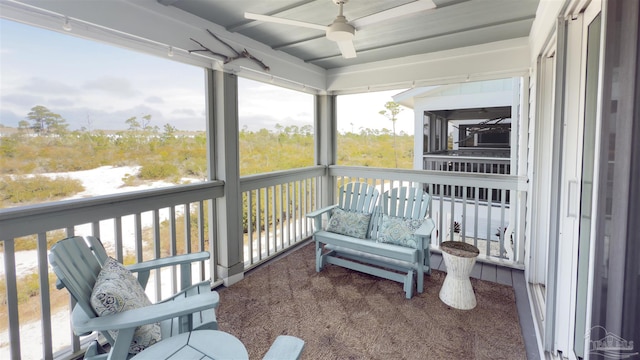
[{"x1": 574, "y1": 8, "x2": 601, "y2": 358}]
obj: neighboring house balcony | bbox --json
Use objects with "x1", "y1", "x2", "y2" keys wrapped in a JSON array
[
  {"x1": 0, "y1": 165, "x2": 529, "y2": 359},
  {"x1": 423, "y1": 149, "x2": 511, "y2": 175}
]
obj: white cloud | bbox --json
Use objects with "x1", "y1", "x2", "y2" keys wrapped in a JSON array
[
  {"x1": 1, "y1": 94, "x2": 45, "y2": 108},
  {"x1": 49, "y1": 98, "x2": 76, "y2": 107},
  {"x1": 20, "y1": 77, "x2": 79, "y2": 95},
  {"x1": 83, "y1": 77, "x2": 139, "y2": 98},
  {"x1": 145, "y1": 96, "x2": 164, "y2": 104},
  {"x1": 171, "y1": 108, "x2": 197, "y2": 117}
]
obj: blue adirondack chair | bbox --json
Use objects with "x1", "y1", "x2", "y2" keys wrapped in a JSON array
[{"x1": 49, "y1": 236, "x2": 219, "y2": 359}]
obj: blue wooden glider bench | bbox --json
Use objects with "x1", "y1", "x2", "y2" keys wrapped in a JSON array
[{"x1": 306, "y1": 183, "x2": 435, "y2": 299}]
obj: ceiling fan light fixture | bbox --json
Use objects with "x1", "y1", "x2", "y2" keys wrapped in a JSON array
[{"x1": 326, "y1": 16, "x2": 355, "y2": 42}]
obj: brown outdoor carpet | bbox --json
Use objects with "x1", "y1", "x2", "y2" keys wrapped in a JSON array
[{"x1": 216, "y1": 242, "x2": 526, "y2": 360}]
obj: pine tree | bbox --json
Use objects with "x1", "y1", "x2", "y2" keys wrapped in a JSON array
[{"x1": 378, "y1": 101, "x2": 404, "y2": 168}]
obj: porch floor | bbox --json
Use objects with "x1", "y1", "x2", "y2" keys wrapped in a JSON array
[
  {"x1": 215, "y1": 241, "x2": 540, "y2": 359},
  {"x1": 431, "y1": 252, "x2": 540, "y2": 360}
]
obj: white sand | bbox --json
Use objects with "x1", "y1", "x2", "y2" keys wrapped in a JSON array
[{"x1": 0, "y1": 166, "x2": 190, "y2": 274}]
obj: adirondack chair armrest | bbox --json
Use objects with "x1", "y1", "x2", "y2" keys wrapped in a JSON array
[
  {"x1": 160, "y1": 283, "x2": 220, "y2": 307},
  {"x1": 126, "y1": 252, "x2": 210, "y2": 273},
  {"x1": 262, "y1": 335, "x2": 305, "y2": 360},
  {"x1": 74, "y1": 291, "x2": 219, "y2": 334},
  {"x1": 126, "y1": 252, "x2": 210, "y2": 289}
]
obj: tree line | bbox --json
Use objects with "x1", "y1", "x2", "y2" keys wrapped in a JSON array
[{"x1": 1, "y1": 105, "x2": 414, "y2": 205}]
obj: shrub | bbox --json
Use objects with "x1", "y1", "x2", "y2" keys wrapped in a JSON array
[
  {"x1": 0, "y1": 175, "x2": 84, "y2": 206},
  {"x1": 122, "y1": 173, "x2": 142, "y2": 187},
  {"x1": 138, "y1": 163, "x2": 180, "y2": 180}
]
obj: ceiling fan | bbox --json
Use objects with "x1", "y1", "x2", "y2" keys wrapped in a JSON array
[{"x1": 244, "y1": 0, "x2": 437, "y2": 59}]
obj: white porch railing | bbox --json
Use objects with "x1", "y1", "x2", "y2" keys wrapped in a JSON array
[
  {"x1": 239, "y1": 166, "x2": 324, "y2": 268},
  {"x1": 0, "y1": 165, "x2": 527, "y2": 360},
  {"x1": 423, "y1": 154, "x2": 511, "y2": 174}
]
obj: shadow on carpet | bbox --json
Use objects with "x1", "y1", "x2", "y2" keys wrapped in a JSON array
[{"x1": 216, "y1": 243, "x2": 526, "y2": 360}]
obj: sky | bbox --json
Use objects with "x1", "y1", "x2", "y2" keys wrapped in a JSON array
[{"x1": 0, "y1": 18, "x2": 414, "y2": 134}]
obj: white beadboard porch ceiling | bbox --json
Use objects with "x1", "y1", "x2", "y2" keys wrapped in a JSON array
[
  {"x1": 1, "y1": 0, "x2": 540, "y2": 93},
  {"x1": 159, "y1": 0, "x2": 540, "y2": 70}
]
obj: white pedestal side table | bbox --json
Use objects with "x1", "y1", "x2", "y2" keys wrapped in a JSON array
[{"x1": 439, "y1": 241, "x2": 480, "y2": 310}]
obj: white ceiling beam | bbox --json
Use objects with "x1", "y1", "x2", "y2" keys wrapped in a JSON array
[{"x1": 326, "y1": 37, "x2": 530, "y2": 94}]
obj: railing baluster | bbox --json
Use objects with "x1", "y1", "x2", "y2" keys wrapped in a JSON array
[
  {"x1": 185, "y1": 203, "x2": 192, "y2": 255},
  {"x1": 302, "y1": 179, "x2": 307, "y2": 238},
  {"x1": 262, "y1": 188, "x2": 268, "y2": 257},
  {"x1": 92, "y1": 221, "x2": 100, "y2": 239},
  {"x1": 37, "y1": 233, "x2": 53, "y2": 360},
  {"x1": 486, "y1": 187, "x2": 493, "y2": 256},
  {"x1": 449, "y1": 185, "x2": 455, "y2": 241},
  {"x1": 285, "y1": 182, "x2": 291, "y2": 247},
  {"x1": 247, "y1": 190, "x2": 253, "y2": 263},
  {"x1": 198, "y1": 200, "x2": 206, "y2": 279},
  {"x1": 298, "y1": 180, "x2": 303, "y2": 238},
  {"x1": 3, "y1": 239, "x2": 21, "y2": 360},
  {"x1": 153, "y1": 209, "x2": 161, "y2": 301},
  {"x1": 169, "y1": 206, "x2": 177, "y2": 294},
  {"x1": 474, "y1": 188, "x2": 480, "y2": 249},
  {"x1": 278, "y1": 184, "x2": 284, "y2": 251},
  {"x1": 500, "y1": 189, "x2": 507, "y2": 258},
  {"x1": 462, "y1": 186, "x2": 467, "y2": 241},
  {"x1": 271, "y1": 186, "x2": 276, "y2": 253},
  {"x1": 292, "y1": 182, "x2": 298, "y2": 242},
  {"x1": 135, "y1": 213, "x2": 143, "y2": 263},
  {"x1": 114, "y1": 217, "x2": 123, "y2": 262},
  {"x1": 256, "y1": 189, "x2": 262, "y2": 261}
]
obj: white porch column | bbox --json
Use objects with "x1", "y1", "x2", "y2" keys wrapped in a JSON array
[
  {"x1": 206, "y1": 69, "x2": 244, "y2": 286},
  {"x1": 315, "y1": 94, "x2": 337, "y2": 207}
]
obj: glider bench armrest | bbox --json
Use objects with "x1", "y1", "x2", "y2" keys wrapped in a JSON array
[
  {"x1": 306, "y1": 205, "x2": 339, "y2": 231},
  {"x1": 305, "y1": 204, "x2": 339, "y2": 219},
  {"x1": 415, "y1": 218, "x2": 436, "y2": 238}
]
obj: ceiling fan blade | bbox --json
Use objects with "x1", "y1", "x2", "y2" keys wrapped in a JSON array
[
  {"x1": 244, "y1": 12, "x2": 328, "y2": 31},
  {"x1": 337, "y1": 40, "x2": 357, "y2": 59},
  {"x1": 350, "y1": 0, "x2": 437, "y2": 29}
]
